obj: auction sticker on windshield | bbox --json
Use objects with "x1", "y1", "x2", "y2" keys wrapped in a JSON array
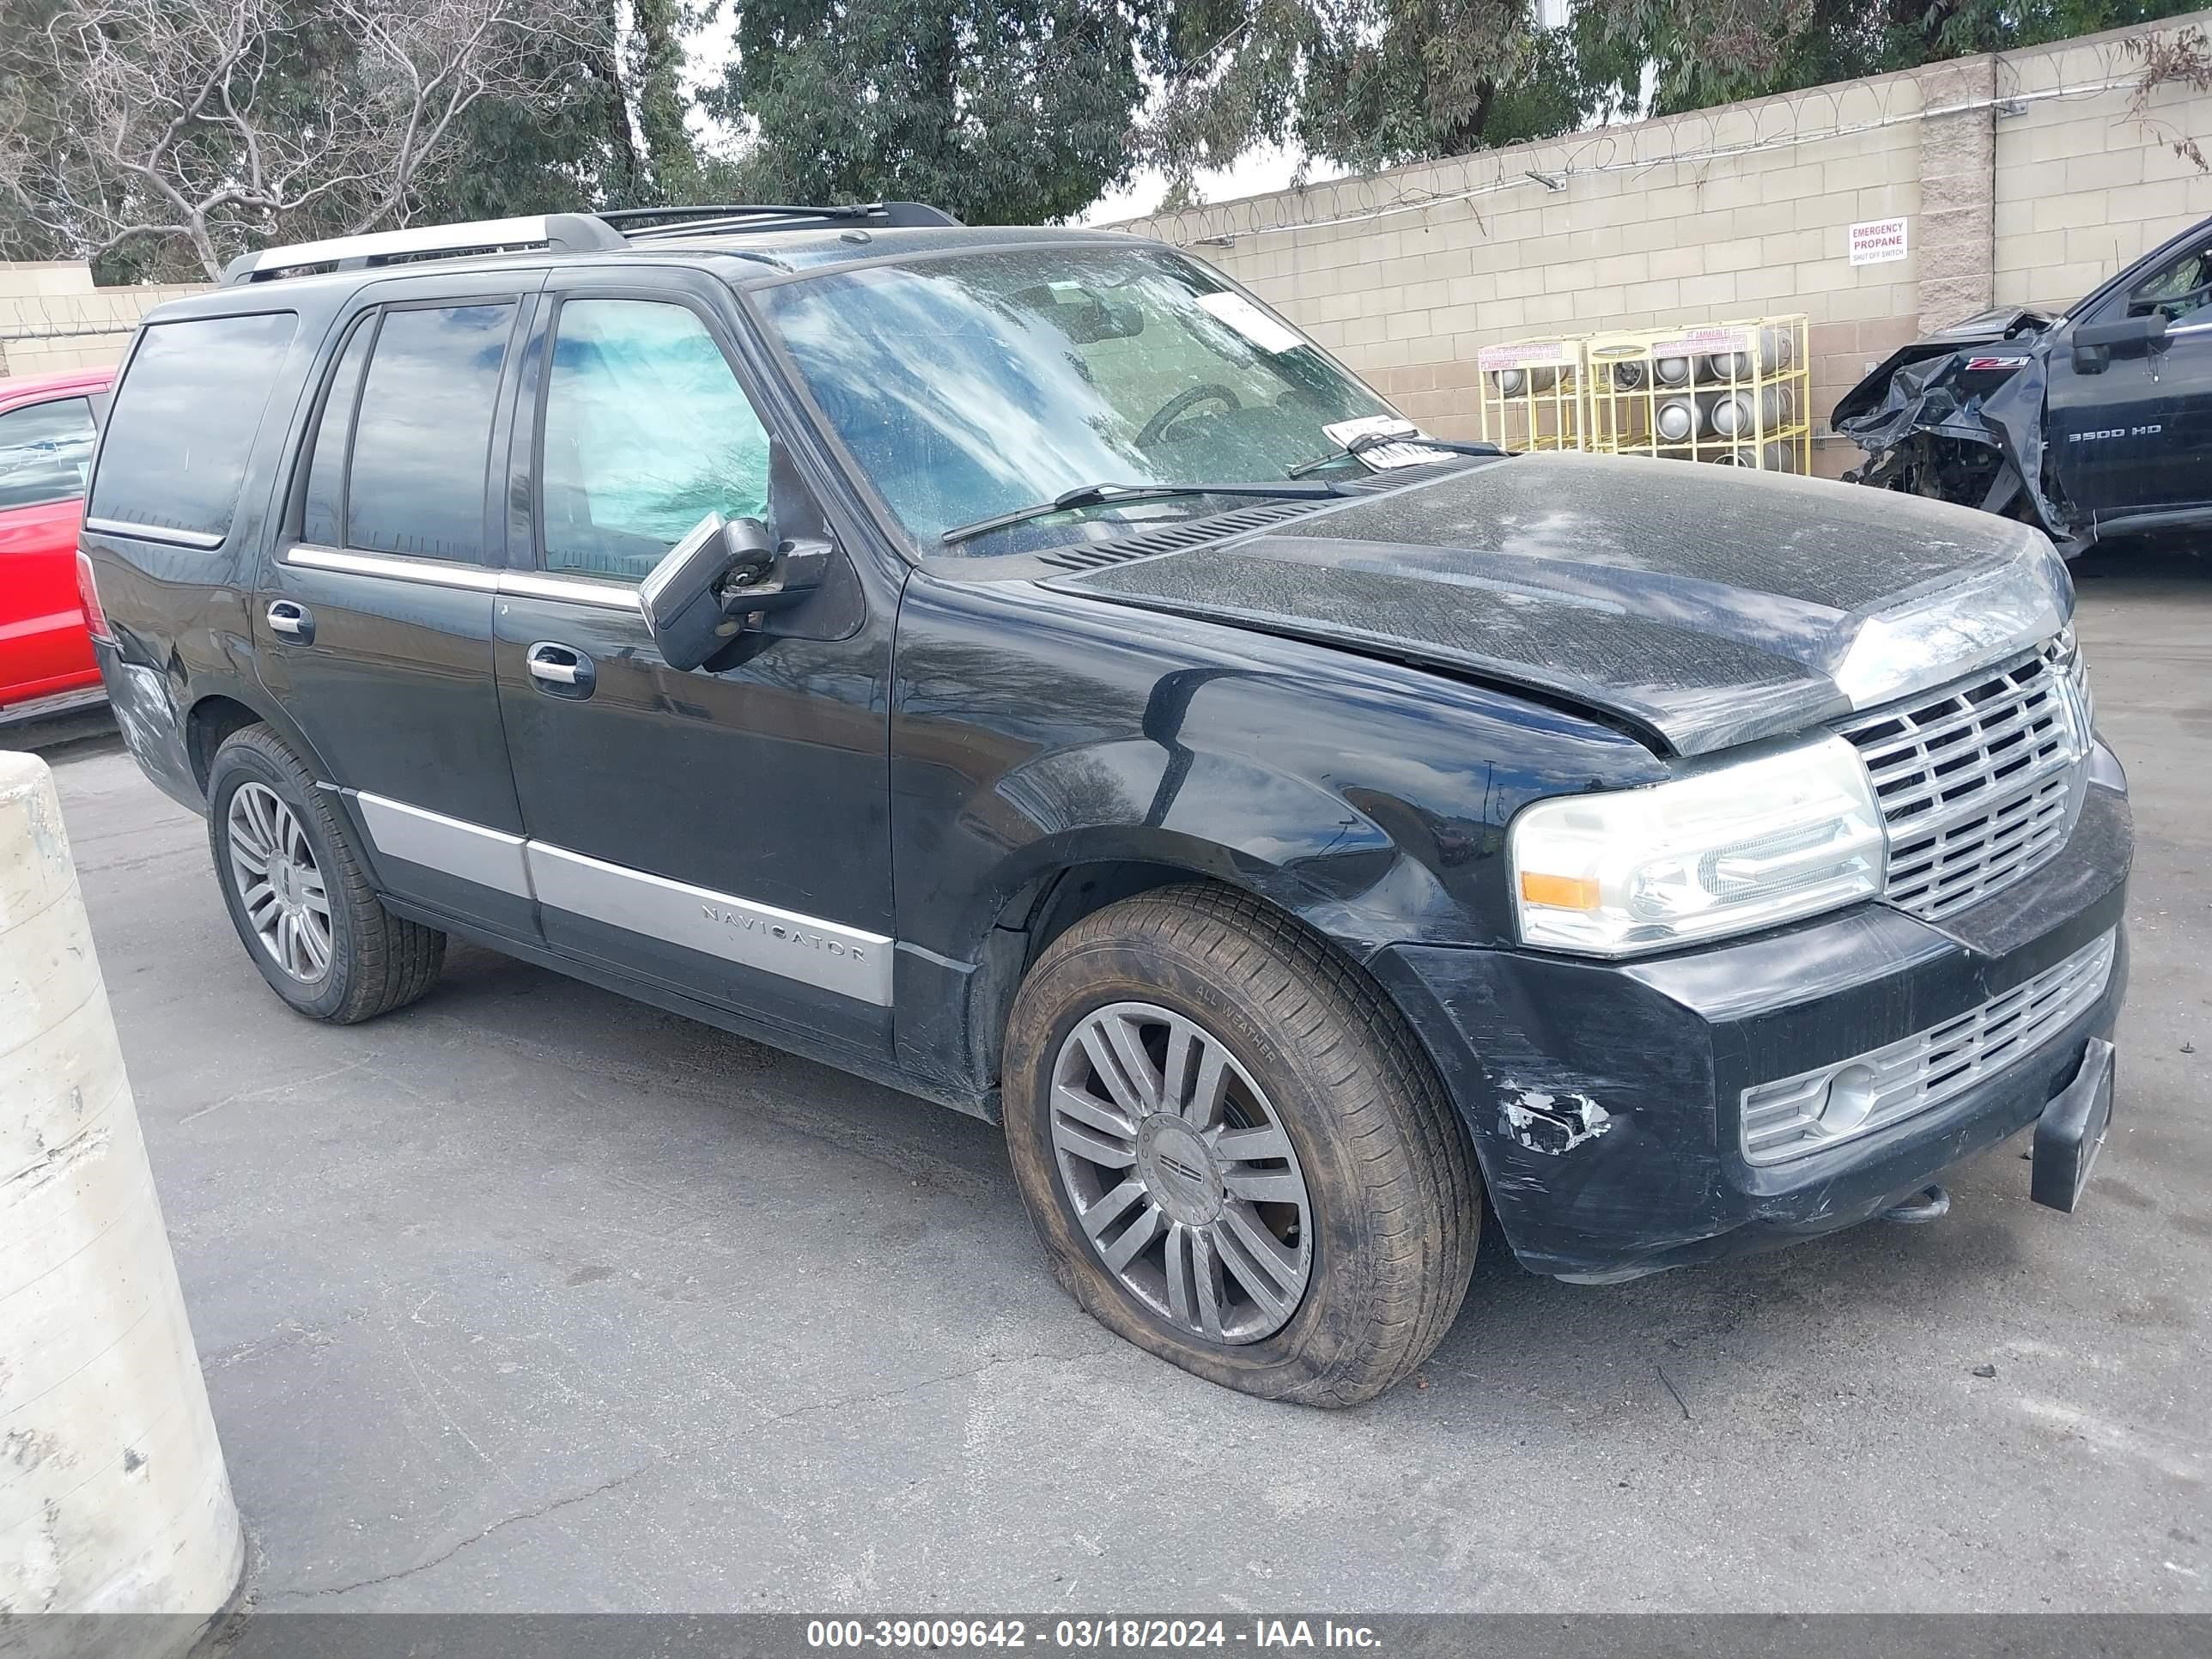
[{"x1": 1194, "y1": 290, "x2": 1305, "y2": 355}]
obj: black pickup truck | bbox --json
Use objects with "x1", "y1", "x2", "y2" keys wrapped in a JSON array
[
  {"x1": 81, "y1": 204, "x2": 2130, "y2": 1405},
  {"x1": 1836, "y1": 210, "x2": 2212, "y2": 555}
]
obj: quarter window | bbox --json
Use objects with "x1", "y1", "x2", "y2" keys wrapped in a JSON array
[
  {"x1": 0, "y1": 397, "x2": 97, "y2": 512},
  {"x1": 301, "y1": 315, "x2": 375, "y2": 548},
  {"x1": 345, "y1": 302, "x2": 517, "y2": 562},
  {"x1": 538, "y1": 299, "x2": 770, "y2": 582}
]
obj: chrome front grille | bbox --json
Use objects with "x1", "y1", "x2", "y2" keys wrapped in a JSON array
[
  {"x1": 1839, "y1": 638, "x2": 2090, "y2": 922},
  {"x1": 1741, "y1": 928, "x2": 2116, "y2": 1165}
]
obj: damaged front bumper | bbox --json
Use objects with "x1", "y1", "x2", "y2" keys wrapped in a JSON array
[{"x1": 1370, "y1": 755, "x2": 2131, "y2": 1281}]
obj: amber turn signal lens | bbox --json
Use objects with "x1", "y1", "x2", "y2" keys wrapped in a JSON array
[{"x1": 1519, "y1": 871, "x2": 1600, "y2": 910}]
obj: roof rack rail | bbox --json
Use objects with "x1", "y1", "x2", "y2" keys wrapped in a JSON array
[
  {"x1": 221, "y1": 213, "x2": 626, "y2": 287},
  {"x1": 608, "y1": 202, "x2": 961, "y2": 239},
  {"x1": 217, "y1": 200, "x2": 963, "y2": 287}
]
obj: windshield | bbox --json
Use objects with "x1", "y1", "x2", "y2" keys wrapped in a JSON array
[{"x1": 756, "y1": 246, "x2": 1402, "y2": 550}]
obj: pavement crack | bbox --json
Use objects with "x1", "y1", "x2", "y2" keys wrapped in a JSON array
[
  {"x1": 276, "y1": 1462, "x2": 655, "y2": 1601},
  {"x1": 744, "y1": 1346, "x2": 1116, "y2": 1432}
]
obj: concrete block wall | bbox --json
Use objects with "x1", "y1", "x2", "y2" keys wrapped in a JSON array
[
  {"x1": 1993, "y1": 28, "x2": 2212, "y2": 309},
  {"x1": 1123, "y1": 10, "x2": 2212, "y2": 477},
  {"x1": 0, "y1": 264, "x2": 205, "y2": 379}
]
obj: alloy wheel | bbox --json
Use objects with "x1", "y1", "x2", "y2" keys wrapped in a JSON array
[
  {"x1": 226, "y1": 781, "x2": 333, "y2": 983},
  {"x1": 1049, "y1": 1001, "x2": 1314, "y2": 1345}
]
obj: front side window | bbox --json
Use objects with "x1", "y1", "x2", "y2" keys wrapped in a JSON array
[
  {"x1": 0, "y1": 397, "x2": 97, "y2": 511},
  {"x1": 346, "y1": 302, "x2": 516, "y2": 561},
  {"x1": 88, "y1": 311, "x2": 297, "y2": 543},
  {"x1": 2126, "y1": 240, "x2": 2212, "y2": 323},
  {"x1": 538, "y1": 299, "x2": 771, "y2": 581},
  {"x1": 755, "y1": 247, "x2": 1399, "y2": 550}
]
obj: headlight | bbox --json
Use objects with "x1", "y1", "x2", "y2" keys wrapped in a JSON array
[{"x1": 1510, "y1": 734, "x2": 1887, "y2": 957}]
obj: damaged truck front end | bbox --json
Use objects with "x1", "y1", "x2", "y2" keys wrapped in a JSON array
[{"x1": 1837, "y1": 211, "x2": 2212, "y2": 555}]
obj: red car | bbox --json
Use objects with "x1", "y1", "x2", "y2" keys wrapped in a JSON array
[{"x1": 0, "y1": 366, "x2": 111, "y2": 728}]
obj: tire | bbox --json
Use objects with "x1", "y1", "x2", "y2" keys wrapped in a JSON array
[
  {"x1": 205, "y1": 726, "x2": 446, "y2": 1024},
  {"x1": 1002, "y1": 884, "x2": 1480, "y2": 1406}
]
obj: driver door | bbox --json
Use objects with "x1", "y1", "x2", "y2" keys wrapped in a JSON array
[
  {"x1": 491, "y1": 267, "x2": 899, "y2": 1056},
  {"x1": 2049, "y1": 228, "x2": 2212, "y2": 520}
]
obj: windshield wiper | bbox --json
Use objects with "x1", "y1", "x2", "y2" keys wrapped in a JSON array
[
  {"x1": 939, "y1": 479, "x2": 1351, "y2": 547},
  {"x1": 1285, "y1": 429, "x2": 1507, "y2": 478}
]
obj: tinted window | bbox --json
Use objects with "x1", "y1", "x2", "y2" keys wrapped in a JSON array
[
  {"x1": 301, "y1": 315, "x2": 375, "y2": 547},
  {"x1": 88, "y1": 311, "x2": 297, "y2": 542},
  {"x1": 539, "y1": 300, "x2": 770, "y2": 581},
  {"x1": 0, "y1": 397, "x2": 97, "y2": 511},
  {"x1": 346, "y1": 303, "x2": 514, "y2": 561}
]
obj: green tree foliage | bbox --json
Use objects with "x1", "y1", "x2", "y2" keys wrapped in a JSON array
[
  {"x1": 1140, "y1": 0, "x2": 2205, "y2": 202},
  {"x1": 1585, "y1": 0, "x2": 2208, "y2": 116},
  {"x1": 704, "y1": 0, "x2": 1144, "y2": 223}
]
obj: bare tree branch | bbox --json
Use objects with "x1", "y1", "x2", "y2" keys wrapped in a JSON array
[{"x1": 0, "y1": 0, "x2": 607, "y2": 280}]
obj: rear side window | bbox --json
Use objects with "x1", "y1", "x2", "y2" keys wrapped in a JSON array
[
  {"x1": 0, "y1": 397, "x2": 97, "y2": 510},
  {"x1": 88, "y1": 311, "x2": 296, "y2": 544},
  {"x1": 343, "y1": 303, "x2": 516, "y2": 561}
]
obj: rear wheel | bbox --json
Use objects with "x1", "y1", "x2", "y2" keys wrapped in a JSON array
[
  {"x1": 206, "y1": 726, "x2": 445, "y2": 1023},
  {"x1": 1002, "y1": 884, "x2": 1480, "y2": 1406}
]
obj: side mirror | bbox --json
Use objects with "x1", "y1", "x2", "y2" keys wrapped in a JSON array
[{"x1": 2071, "y1": 311, "x2": 2168, "y2": 374}]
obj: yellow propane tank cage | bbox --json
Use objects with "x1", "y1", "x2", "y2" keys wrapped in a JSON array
[
  {"x1": 1476, "y1": 337, "x2": 1589, "y2": 453},
  {"x1": 1585, "y1": 316, "x2": 1812, "y2": 472}
]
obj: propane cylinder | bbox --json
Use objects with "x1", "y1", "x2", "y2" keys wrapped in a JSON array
[
  {"x1": 1654, "y1": 391, "x2": 1717, "y2": 443},
  {"x1": 1604, "y1": 358, "x2": 1647, "y2": 392},
  {"x1": 1700, "y1": 325, "x2": 1795, "y2": 382},
  {"x1": 1653, "y1": 351, "x2": 1695, "y2": 388},
  {"x1": 1713, "y1": 441, "x2": 1796, "y2": 471},
  {"x1": 1492, "y1": 364, "x2": 1559, "y2": 396},
  {"x1": 1710, "y1": 384, "x2": 1795, "y2": 439}
]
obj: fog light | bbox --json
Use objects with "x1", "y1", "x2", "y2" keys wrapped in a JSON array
[{"x1": 1817, "y1": 1064, "x2": 1880, "y2": 1134}]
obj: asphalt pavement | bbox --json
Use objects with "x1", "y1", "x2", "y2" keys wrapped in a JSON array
[{"x1": 27, "y1": 543, "x2": 2211, "y2": 1613}]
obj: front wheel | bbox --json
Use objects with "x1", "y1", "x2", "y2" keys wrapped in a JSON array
[{"x1": 1001, "y1": 884, "x2": 1480, "y2": 1406}]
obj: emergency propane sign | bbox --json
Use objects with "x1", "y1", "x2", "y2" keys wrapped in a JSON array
[{"x1": 1849, "y1": 217, "x2": 1910, "y2": 265}]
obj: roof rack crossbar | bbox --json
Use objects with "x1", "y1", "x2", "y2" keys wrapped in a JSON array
[{"x1": 221, "y1": 212, "x2": 625, "y2": 286}]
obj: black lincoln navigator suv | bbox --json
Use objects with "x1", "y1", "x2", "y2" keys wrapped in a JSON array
[{"x1": 79, "y1": 202, "x2": 2130, "y2": 1405}]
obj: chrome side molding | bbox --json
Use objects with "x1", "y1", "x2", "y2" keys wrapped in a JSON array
[
  {"x1": 356, "y1": 793, "x2": 532, "y2": 897},
  {"x1": 526, "y1": 842, "x2": 894, "y2": 1006},
  {"x1": 349, "y1": 791, "x2": 892, "y2": 1006}
]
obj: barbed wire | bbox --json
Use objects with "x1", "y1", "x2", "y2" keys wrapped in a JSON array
[{"x1": 1116, "y1": 28, "x2": 2186, "y2": 247}]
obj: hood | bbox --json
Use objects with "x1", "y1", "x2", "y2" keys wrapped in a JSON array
[{"x1": 1041, "y1": 453, "x2": 2071, "y2": 757}]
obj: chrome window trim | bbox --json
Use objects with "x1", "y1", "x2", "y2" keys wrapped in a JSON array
[
  {"x1": 500, "y1": 569, "x2": 642, "y2": 611},
  {"x1": 283, "y1": 544, "x2": 641, "y2": 611},
  {"x1": 85, "y1": 517, "x2": 227, "y2": 550},
  {"x1": 285, "y1": 543, "x2": 501, "y2": 591}
]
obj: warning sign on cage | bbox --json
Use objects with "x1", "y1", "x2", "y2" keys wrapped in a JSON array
[
  {"x1": 1849, "y1": 217, "x2": 1910, "y2": 264},
  {"x1": 1649, "y1": 325, "x2": 1753, "y2": 359},
  {"x1": 1476, "y1": 339, "x2": 1575, "y2": 369}
]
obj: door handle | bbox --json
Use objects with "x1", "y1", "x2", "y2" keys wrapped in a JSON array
[
  {"x1": 266, "y1": 600, "x2": 314, "y2": 644},
  {"x1": 526, "y1": 641, "x2": 595, "y2": 698}
]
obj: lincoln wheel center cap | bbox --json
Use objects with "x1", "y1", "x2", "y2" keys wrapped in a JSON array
[{"x1": 1137, "y1": 1115, "x2": 1224, "y2": 1225}]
